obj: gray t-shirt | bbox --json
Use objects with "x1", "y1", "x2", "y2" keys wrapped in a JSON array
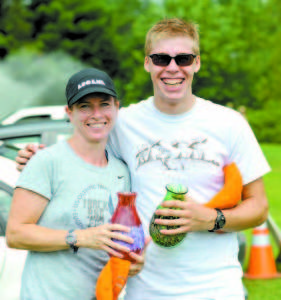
[{"x1": 16, "y1": 140, "x2": 130, "y2": 300}]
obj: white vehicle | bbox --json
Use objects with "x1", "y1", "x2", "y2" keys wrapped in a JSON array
[
  {"x1": 1, "y1": 106, "x2": 67, "y2": 126},
  {"x1": 0, "y1": 156, "x2": 27, "y2": 300},
  {"x1": 0, "y1": 119, "x2": 73, "y2": 155}
]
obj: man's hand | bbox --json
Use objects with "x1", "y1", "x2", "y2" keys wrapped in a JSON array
[
  {"x1": 153, "y1": 162, "x2": 244, "y2": 234},
  {"x1": 16, "y1": 144, "x2": 45, "y2": 171},
  {"x1": 154, "y1": 197, "x2": 216, "y2": 234},
  {"x1": 128, "y1": 236, "x2": 151, "y2": 277}
]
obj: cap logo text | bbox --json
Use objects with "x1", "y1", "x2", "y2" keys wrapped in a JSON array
[{"x1": 78, "y1": 79, "x2": 105, "y2": 90}]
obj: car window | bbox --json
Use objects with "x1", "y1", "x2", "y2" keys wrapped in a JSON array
[
  {"x1": 1, "y1": 136, "x2": 41, "y2": 150},
  {"x1": 15, "y1": 115, "x2": 55, "y2": 124},
  {"x1": 0, "y1": 183, "x2": 13, "y2": 236},
  {"x1": 0, "y1": 142, "x2": 20, "y2": 161}
]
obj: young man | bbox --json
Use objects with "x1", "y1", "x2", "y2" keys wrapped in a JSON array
[
  {"x1": 7, "y1": 68, "x2": 145, "y2": 300},
  {"x1": 16, "y1": 19, "x2": 270, "y2": 299}
]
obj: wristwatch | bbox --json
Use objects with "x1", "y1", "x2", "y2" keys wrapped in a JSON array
[
  {"x1": 208, "y1": 208, "x2": 226, "y2": 232},
  {"x1": 65, "y1": 229, "x2": 79, "y2": 253}
]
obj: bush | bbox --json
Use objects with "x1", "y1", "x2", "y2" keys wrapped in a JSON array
[{"x1": 247, "y1": 101, "x2": 281, "y2": 143}]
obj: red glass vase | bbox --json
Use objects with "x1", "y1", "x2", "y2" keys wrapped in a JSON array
[{"x1": 111, "y1": 192, "x2": 145, "y2": 261}]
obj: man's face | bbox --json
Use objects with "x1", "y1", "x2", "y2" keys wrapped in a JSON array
[
  {"x1": 66, "y1": 95, "x2": 119, "y2": 144},
  {"x1": 144, "y1": 36, "x2": 200, "y2": 112}
]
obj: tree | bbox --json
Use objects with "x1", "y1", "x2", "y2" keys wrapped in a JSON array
[
  {"x1": 1, "y1": 0, "x2": 280, "y2": 125},
  {"x1": 0, "y1": 0, "x2": 33, "y2": 57}
]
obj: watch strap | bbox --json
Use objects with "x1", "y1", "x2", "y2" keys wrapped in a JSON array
[
  {"x1": 72, "y1": 245, "x2": 79, "y2": 253},
  {"x1": 208, "y1": 208, "x2": 226, "y2": 232},
  {"x1": 66, "y1": 229, "x2": 79, "y2": 253}
]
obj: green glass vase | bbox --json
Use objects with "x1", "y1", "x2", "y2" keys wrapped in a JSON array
[{"x1": 149, "y1": 183, "x2": 188, "y2": 248}]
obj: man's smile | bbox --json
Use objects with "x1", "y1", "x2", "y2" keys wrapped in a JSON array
[{"x1": 161, "y1": 78, "x2": 185, "y2": 86}]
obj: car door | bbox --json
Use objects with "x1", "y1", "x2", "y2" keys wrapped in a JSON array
[
  {"x1": 0, "y1": 181, "x2": 13, "y2": 295},
  {"x1": 0, "y1": 180, "x2": 27, "y2": 300},
  {"x1": 0, "y1": 180, "x2": 13, "y2": 236}
]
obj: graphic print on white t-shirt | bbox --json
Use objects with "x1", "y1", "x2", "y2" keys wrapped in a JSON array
[{"x1": 135, "y1": 138, "x2": 220, "y2": 171}]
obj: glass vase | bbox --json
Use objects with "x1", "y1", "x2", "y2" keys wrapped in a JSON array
[
  {"x1": 149, "y1": 183, "x2": 188, "y2": 248},
  {"x1": 111, "y1": 192, "x2": 145, "y2": 261}
]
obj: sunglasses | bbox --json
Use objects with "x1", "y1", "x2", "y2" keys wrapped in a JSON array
[{"x1": 149, "y1": 54, "x2": 197, "y2": 67}]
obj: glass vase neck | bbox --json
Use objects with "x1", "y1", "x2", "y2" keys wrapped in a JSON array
[
  {"x1": 117, "y1": 192, "x2": 137, "y2": 206},
  {"x1": 166, "y1": 183, "x2": 188, "y2": 195}
]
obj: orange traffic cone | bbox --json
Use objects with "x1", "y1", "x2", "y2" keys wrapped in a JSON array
[
  {"x1": 244, "y1": 222, "x2": 281, "y2": 279},
  {"x1": 276, "y1": 252, "x2": 281, "y2": 272}
]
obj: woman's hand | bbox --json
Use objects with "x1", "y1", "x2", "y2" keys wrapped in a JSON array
[{"x1": 77, "y1": 224, "x2": 134, "y2": 258}]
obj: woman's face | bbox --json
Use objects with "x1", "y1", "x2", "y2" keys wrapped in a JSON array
[{"x1": 66, "y1": 94, "x2": 119, "y2": 145}]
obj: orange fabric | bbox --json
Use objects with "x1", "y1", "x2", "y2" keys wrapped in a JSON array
[
  {"x1": 204, "y1": 162, "x2": 243, "y2": 209},
  {"x1": 96, "y1": 257, "x2": 131, "y2": 300},
  {"x1": 96, "y1": 162, "x2": 242, "y2": 299}
]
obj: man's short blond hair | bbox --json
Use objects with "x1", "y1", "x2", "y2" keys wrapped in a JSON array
[{"x1": 145, "y1": 18, "x2": 200, "y2": 56}]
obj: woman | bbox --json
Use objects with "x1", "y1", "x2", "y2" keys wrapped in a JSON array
[{"x1": 6, "y1": 68, "x2": 144, "y2": 300}]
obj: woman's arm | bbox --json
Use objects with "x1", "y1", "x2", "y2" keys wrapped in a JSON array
[
  {"x1": 6, "y1": 188, "x2": 135, "y2": 257},
  {"x1": 6, "y1": 188, "x2": 69, "y2": 252}
]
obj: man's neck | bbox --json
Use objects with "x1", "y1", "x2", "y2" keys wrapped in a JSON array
[{"x1": 153, "y1": 95, "x2": 196, "y2": 115}]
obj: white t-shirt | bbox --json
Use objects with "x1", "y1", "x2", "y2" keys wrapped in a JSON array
[{"x1": 108, "y1": 96, "x2": 271, "y2": 300}]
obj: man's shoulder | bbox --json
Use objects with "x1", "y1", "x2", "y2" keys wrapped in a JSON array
[
  {"x1": 197, "y1": 97, "x2": 245, "y2": 121},
  {"x1": 119, "y1": 97, "x2": 152, "y2": 116}
]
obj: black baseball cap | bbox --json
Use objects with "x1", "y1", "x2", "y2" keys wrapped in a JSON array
[{"x1": 66, "y1": 68, "x2": 117, "y2": 107}]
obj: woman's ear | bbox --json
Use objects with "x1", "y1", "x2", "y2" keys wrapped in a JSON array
[{"x1": 65, "y1": 105, "x2": 73, "y2": 121}]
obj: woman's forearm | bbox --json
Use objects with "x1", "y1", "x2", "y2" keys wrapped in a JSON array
[{"x1": 6, "y1": 223, "x2": 69, "y2": 252}]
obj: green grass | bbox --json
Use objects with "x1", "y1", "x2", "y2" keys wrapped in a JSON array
[{"x1": 242, "y1": 143, "x2": 281, "y2": 300}]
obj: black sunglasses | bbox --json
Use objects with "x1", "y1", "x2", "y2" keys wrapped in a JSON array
[{"x1": 149, "y1": 54, "x2": 197, "y2": 67}]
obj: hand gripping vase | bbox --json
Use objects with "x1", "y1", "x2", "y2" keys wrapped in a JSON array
[
  {"x1": 149, "y1": 183, "x2": 188, "y2": 248},
  {"x1": 111, "y1": 192, "x2": 145, "y2": 261}
]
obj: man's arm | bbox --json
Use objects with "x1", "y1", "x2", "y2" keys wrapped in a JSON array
[
  {"x1": 222, "y1": 177, "x2": 268, "y2": 231},
  {"x1": 154, "y1": 177, "x2": 268, "y2": 233}
]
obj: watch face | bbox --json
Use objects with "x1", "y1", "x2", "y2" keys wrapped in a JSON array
[
  {"x1": 217, "y1": 212, "x2": 226, "y2": 229},
  {"x1": 66, "y1": 231, "x2": 77, "y2": 245},
  {"x1": 218, "y1": 218, "x2": 226, "y2": 228}
]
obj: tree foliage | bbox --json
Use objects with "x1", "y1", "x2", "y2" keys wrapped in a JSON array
[{"x1": 0, "y1": 0, "x2": 280, "y2": 142}]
